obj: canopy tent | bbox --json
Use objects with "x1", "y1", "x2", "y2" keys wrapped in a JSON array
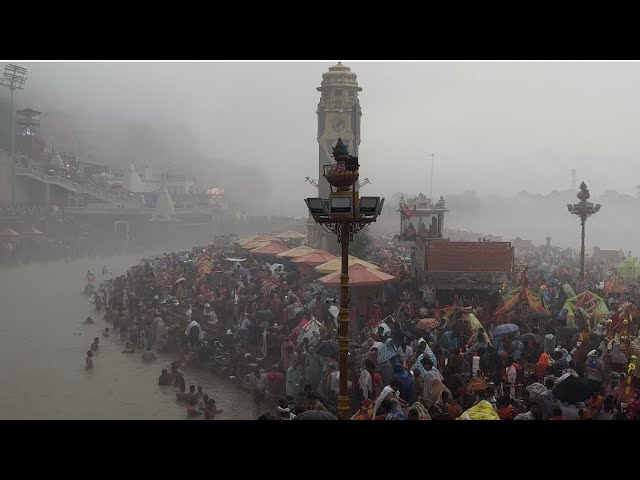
[
  {"x1": 249, "y1": 242, "x2": 288, "y2": 256},
  {"x1": 290, "y1": 251, "x2": 337, "y2": 266},
  {"x1": 276, "y1": 246, "x2": 319, "y2": 259},
  {"x1": 494, "y1": 286, "x2": 548, "y2": 321},
  {"x1": 236, "y1": 235, "x2": 258, "y2": 246},
  {"x1": 314, "y1": 255, "x2": 379, "y2": 274},
  {"x1": 561, "y1": 290, "x2": 609, "y2": 326},
  {"x1": 317, "y1": 264, "x2": 397, "y2": 288},
  {"x1": 237, "y1": 234, "x2": 279, "y2": 247},
  {"x1": 241, "y1": 240, "x2": 273, "y2": 250},
  {"x1": 275, "y1": 230, "x2": 307, "y2": 240}
]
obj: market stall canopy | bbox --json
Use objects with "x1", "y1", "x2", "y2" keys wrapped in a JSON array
[
  {"x1": 275, "y1": 230, "x2": 307, "y2": 240},
  {"x1": 237, "y1": 234, "x2": 279, "y2": 247},
  {"x1": 236, "y1": 235, "x2": 259, "y2": 246},
  {"x1": 250, "y1": 242, "x2": 289, "y2": 256},
  {"x1": 0, "y1": 227, "x2": 20, "y2": 237},
  {"x1": 494, "y1": 286, "x2": 548, "y2": 317},
  {"x1": 276, "y1": 246, "x2": 319, "y2": 259},
  {"x1": 290, "y1": 251, "x2": 337, "y2": 266},
  {"x1": 241, "y1": 240, "x2": 273, "y2": 250},
  {"x1": 560, "y1": 290, "x2": 609, "y2": 326},
  {"x1": 314, "y1": 255, "x2": 379, "y2": 274},
  {"x1": 317, "y1": 264, "x2": 397, "y2": 288}
]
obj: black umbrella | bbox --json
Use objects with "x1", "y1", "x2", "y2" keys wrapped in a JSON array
[
  {"x1": 553, "y1": 375, "x2": 592, "y2": 404},
  {"x1": 292, "y1": 409, "x2": 338, "y2": 420},
  {"x1": 316, "y1": 341, "x2": 339, "y2": 358}
]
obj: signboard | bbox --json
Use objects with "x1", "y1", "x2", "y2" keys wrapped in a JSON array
[{"x1": 425, "y1": 241, "x2": 512, "y2": 273}]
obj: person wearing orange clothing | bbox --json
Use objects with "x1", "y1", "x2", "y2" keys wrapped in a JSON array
[{"x1": 535, "y1": 352, "x2": 551, "y2": 383}]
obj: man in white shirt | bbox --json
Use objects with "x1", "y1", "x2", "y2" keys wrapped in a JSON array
[
  {"x1": 397, "y1": 341, "x2": 414, "y2": 363},
  {"x1": 185, "y1": 319, "x2": 204, "y2": 348}
]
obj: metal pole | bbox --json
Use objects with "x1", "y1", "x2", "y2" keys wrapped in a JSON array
[
  {"x1": 580, "y1": 215, "x2": 586, "y2": 280},
  {"x1": 337, "y1": 221, "x2": 350, "y2": 420},
  {"x1": 10, "y1": 88, "x2": 15, "y2": 208},
  {"x1": 429, "y1": 153, "x2": 435, "y2": 203}
]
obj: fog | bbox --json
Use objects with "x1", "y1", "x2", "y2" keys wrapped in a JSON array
[{"x1": 4, "y1": 60, "x2": 640, "y2": 249}]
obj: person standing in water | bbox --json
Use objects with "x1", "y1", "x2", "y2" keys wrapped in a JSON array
[
  {"x1": 91, "y1": 337, "x2": 99, "y2": 352},
  {"x1": 85, "y1": 351, "x2": 94, "y2": 370},
  {"x1": 141, "y1": 345, "x2": 156, "y2": 361}
]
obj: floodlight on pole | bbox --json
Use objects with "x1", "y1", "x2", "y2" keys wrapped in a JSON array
[
  {"x1": 304, "y1": 137, "x2": 384, "y2": 420},
  {"x1": 1, "y1": 63, "x2": 28, "y2": 208}
]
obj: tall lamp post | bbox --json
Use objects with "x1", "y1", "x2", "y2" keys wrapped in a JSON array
[
  {"x1": 1, "y1": 63, "x2": 28, "y2": 208},
  {"x1": 305, "y1": 138, "x2": 384, "y2": 420},
  {"x1": 567, "y1": 181, "x2": 601, "y2": 280}
]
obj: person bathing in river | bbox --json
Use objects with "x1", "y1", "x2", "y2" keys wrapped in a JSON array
[
  {"x1": 204, "y1": 399, "x2": 217, "y2": 419},
  {"x1": 158, "y1": 369, "x2": 172, "y2": 386},
  {"x1": 85, "y1": 351, "x2": 93, "y2": 370},
  {"x1": 178, "y1": 385, "x2": 197, "y2": 402},
  {"x1": 91, "y1": 337, "x2": 99, "y2": 351},
  {"x1": 102, "y1": 327, "x2": 110, "y2": 338},
  {"x1": 186, "y1": 396, "x2": 202, "y2": 417},
  {"x1": 93, "y1": 293, "x2": 102, "y2": 312},
  {"x1": 141, "y1": 345, "x2": 156, "y2": 361}
]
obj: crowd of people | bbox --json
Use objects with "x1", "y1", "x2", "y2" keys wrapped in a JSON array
[{"x1": 83, "y1": 230, "x2": 640, "y2": 420}]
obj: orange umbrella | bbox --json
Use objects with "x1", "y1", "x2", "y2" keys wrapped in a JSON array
[
  {"x1": 237, "y1": 234, "x2": 278, "y2": 246},
  {"x1": 317, "y1": 264, "x2": 398, "y2": 288},
  {"x1": 250, "y1": 242, "x2": 288, "y2": 256},
  {"x1": 241, "y1": 240, "x2": 273, "y2": 250},
  {"x1": 277, "y1": 246, "x2": 319, "y2": 259},
  {"x1": 314, "y1": 255, "x2": 379, "y2": 274},
  {"x1": 290, "y1": 251, "x2": 337, "y2": 266}
]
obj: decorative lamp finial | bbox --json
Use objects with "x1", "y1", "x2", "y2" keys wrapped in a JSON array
[
  {"x1": 577, "y1": 181, "x2": 590, "y2": 202},
  {"x1": 332, "y1": 138, "x2": 350, "y2": 157}
]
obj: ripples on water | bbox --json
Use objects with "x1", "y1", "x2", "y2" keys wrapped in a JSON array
[{"x1": 0, "y1": 254, "x2": 260, "y2": 420}]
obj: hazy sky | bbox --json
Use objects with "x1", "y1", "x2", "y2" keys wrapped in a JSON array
[{"x1": 16, "y1": 61, "x2": 640, "y2": 216}]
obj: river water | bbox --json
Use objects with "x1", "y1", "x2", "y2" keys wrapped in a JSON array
[{"x1": 0, "y1": 253, "x2": 260, "y2": 420}]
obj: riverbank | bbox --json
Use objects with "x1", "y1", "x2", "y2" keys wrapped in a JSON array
[{"x1": 0, "y1": 252, "x2": 260, "y2": 420}]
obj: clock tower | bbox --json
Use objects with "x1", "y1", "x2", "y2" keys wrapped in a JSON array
[
  {"x1": 309, "y1": 62, "x2": 363, "y2": 251},
  {"x1": 317, "y1": 62, "x2": 362, "y2": 199}
]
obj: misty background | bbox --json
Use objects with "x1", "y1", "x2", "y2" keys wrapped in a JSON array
[{"x1": 1, "y1": 61, "x2": 639, "y2": 253}]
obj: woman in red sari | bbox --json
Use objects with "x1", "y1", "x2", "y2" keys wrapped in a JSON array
[{"x1": 535, "y1": 353, "x2": 551, "y2": 383}]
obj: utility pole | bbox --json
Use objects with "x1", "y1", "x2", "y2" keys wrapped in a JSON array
[
  {"x1": 1, "y1": 64, "x2": 28, "y2": 208},
  {"x1": 429, "y1": 153, "x2": 435, "y2": 203}
]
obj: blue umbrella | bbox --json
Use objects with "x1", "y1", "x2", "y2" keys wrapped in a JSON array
[{"x1": 492, "y1": 323, "x2": 520, "y2": 336}]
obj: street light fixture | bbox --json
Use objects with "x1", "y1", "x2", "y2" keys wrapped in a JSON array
[
  {"x1": 305, "y1": 138, "x2": 384, "y2": 420},
  {"x1": 1, "y1": 63, "x2": 28, "y2": 208},
  {"x1": 567, "y1": 181, "x2": 601, "y2": 280}
]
